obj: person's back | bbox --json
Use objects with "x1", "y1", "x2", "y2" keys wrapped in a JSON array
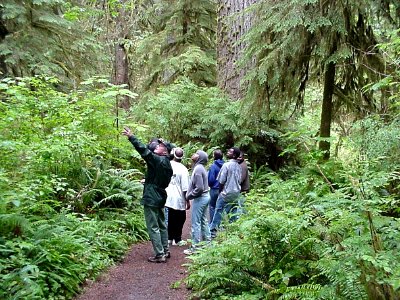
[
  {"x1": 165, "y1": 148, "x2": 190, "y2": 245},
  {"x1": 217, "y1": 158, "x2": 242, "y2": 202},
  {"x1": 210, "y1": 147, "x2": 242, "y2": 237},
  {"x1": 208, "y1": 149, "x2": 224, "y2": 222},
  {"x1": 208, "y1": 150, "x2": 224, "y2": 190},
  {"x1": 166, "y1": 160, "x2": 189, "y2": 210}
]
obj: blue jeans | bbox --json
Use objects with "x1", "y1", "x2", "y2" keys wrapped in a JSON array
[
  {"x1": 209, "y1": 193, "x2": 240, "y2": 232},
  {"x1": 209, "y1": 188, "x2": 219, "y2": 223},
  {"x1": 237, "y1": 193, "x2": 247, "y2": 215},
  {"x1": 191, "y1": 193, "x2": 211, "y2": 245}
]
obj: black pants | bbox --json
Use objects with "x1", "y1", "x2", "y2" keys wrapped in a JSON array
[{"x1": 167, "y1": 208, "x2": 186, "y2": 243}]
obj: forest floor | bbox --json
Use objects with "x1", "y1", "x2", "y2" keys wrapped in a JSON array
[{"x1": 75, "y1": 211, "x2": 192, "y2": 300}]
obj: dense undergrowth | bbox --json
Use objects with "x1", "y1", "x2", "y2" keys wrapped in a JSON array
[
  {"x1": 184, "y1": 115, "x2": 400, "y2": 299},
  {"x1": 183, "y1": 32, "x2": 400, "y2": 298},
  {"x1": 0, "y1": 77, "x2": 149, "y2": 299}
]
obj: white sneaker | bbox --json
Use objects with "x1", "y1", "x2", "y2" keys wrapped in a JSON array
[{"x1": 172, "y1": 240, "x2": 177, "y2": 246}]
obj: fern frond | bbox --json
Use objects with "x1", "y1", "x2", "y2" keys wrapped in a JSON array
[
  {"x1": 94, "y1": 193, "x2": 133, "y2": 208},
  {"x1": 276, "y1": 283, "x2": 322, "y2": 300},
  {"x1": 0, "y1": 213, "x2": 31, "y2": 236}
]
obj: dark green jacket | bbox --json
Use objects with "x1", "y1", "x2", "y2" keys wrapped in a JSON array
[{"x1": 128, "y1": 136, "x2": 173, "y2": 207}]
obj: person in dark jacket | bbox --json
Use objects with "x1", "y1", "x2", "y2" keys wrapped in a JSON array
[
  {"x1": 123, "y1": 127, "x2": 173, "y2": 263},
  {"x1": 238, "y1": 151, "x2": 250, "y2": 193},
  {"x1": 207, "y1": 149, "x2": 224, "y2": 223},
  {"x1": 237, "y1": 151, "x2": 250, "y2": 215}
]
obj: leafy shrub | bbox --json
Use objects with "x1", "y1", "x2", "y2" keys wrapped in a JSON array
[
  {"x1": 128, "y1": 77, "x2": 253, "y2": 148},
  {"x1": 0, "y1": 209, "x2": 147, "y2": 300},
  {"x1": 186, "y1": 136, "x2": 400, "y2": 299},
  {"x1": 0, "y1": 76, "x2": 149, "y2": 299}
]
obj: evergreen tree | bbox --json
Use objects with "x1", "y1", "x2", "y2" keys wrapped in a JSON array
[
  {"x1": 134, "y1": 0, "x2": 217, "y2": 91},
  {"x1": 0, "y1": 0, "x2": 104, "y2": 86},
  {"x1": 241, "y1": 0, "x2": 400, "y2": 159},
  {"x1": 74, "y1": 0, "x2": 153, "y2": 109}
]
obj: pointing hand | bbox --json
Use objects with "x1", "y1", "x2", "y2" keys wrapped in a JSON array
[{"x1": 122, "y1": 127, "x2": 133, "y2": 137}]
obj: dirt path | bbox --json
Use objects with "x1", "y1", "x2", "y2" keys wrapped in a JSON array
[{"x1": 75, "y1": 211, "x2": 192, "y2": 300}]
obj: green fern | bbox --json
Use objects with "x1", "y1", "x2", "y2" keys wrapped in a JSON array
[
  {"x1": 0, "y1": 214, "x2": 31, "y2": 237},
  {"x1": 275, "y1": 284, "x2": 322, "y2": 300}
]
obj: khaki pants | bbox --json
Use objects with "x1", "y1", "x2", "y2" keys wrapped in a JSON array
[{"x1": 143, "y1": 205, "x2": 169, "y2": 256}]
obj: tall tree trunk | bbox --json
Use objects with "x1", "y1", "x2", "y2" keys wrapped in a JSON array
[
  {"x1": 217, "y1": 0, "x2": 257, "y2": 100},
  {"x1": 113, "y1": 4, "x2": 130, "y2": 110},
  {"x1": 114, "y1": 42, "x2": 130, "y2": 110},
  {"x1": 319, "y1": 35, "x2": 338, "y2": 160},
  {"x1": 0, "y1": 18, "x2": 9, "y2": 78}
]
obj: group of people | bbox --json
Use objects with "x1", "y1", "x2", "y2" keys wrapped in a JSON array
[{"x1": 122, "y1": 127, "x2": 249, "y2": 263}]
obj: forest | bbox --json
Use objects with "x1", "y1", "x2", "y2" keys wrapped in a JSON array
[{"x1": 0, "y1": 0, "x2": 399, "y2": 299}]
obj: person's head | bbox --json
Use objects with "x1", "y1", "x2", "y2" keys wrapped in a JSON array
[
  {"x1": 171, "y1": 147, "x2": 184, "y2": 161},
  {"x1": 237, "y1": 151, "x2": 245, "y2": 163},
  {"x1": 147, "y1": 138, "x2": 159, "y2": 152},
  {"x1": 164, "y1": 141, "x2": 174, "y2": 154},
  {"x1": 191, "y1": 152, "x2": 199, "y2": 163},
  {"x1": 154, "y1": 141, "x2": 169, "y2": 156},
  {"x1": 227, "y1": 147, "x2": 241, "y2": 159},
  {"x1": 213, "y1": 149, "x2": 223, "y2": 160},
  {"x1": 191, "y1": 150, "x2": 208, "y2": 165}
]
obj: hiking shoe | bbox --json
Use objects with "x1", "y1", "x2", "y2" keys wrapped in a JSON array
[
  {"x1": 148, "y1": 254, "x2": 166, "y2": 263},
  {"x1": 165, "y1": 251, "x2": 171, "y2": 259},
  {"x1": 183, "y1": 248, "x2": 194, "y2": 255}
]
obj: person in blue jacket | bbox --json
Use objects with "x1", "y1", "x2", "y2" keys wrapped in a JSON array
[{"x1": 207, "y1": 149, "x2": 224, "y2": 223}]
